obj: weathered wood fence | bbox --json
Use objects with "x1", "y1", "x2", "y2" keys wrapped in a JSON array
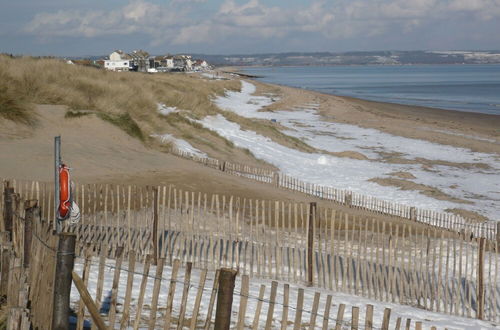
[
  {"x1": 70, "y1": 253, "x2": 444, "y2": 329},
  {"x1": 169, "y1": 147, "x2": 499, "y2": 240},
  {"x1": 0, "y1": 182, "x2": 66, "y2": 328},
  {"x1": 3, "y1": 179, "x2": 498, "y2": 323},
  {"x1": 0, "y1": 182, "x2": 451, "y2": 329}
]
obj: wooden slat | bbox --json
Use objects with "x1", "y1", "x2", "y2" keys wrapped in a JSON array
[
  {"x1": 177, "y1": 262, "x2": 193, "y2": 329},
  {"x1": 132, "y1": 255, "x2": 152, "y2": 330},
  {"x1": 77, "y1": 249, "x2": 92, "y2": 330},
  {"x1": 365, "y1": 304, "x2": 373, "y2": 330},
  {"x1": 72, "y1": 272, "x2": 108, "y2": 330},
  {"x1": 293, "y1": 288, "x2": 304, "y2": 330},
  {"x1": 281, "y1": 284, "x2": 290, "y2": 330},
  {"x1": 237, "y1": 275, "x2": 250, "y2": 330},
  {"x1": 148, "y1": 258, "x2": 165, "y2": 330},
  {"x1": 334, "y1": 304, "x2": 345, "y2": 330},
  {"x1": 265, "y1": 281, "x2": 278, "y2": 330},
  {"x1": 351, "y1": 306, "x2": 359, "y2": 330},
  {"x1": 203, "y1": 269, "x2": 220, "y2": 330},
  {"x1": 190, "y1": 269, "x2": 208, "y2": 330},
  {"x1": 164, "y1": 259, "x2": 180, "y2": 330},
  {"x1": 381, "y1": 308, "x2": 391, "y2": 330},
  {"x1": 108, "y1": 247, "x2": 124, "y2": 327},
  {"x1": 252, "y1": 284, "x2": 266, "y2": 330},
  {"x1": 119, "y1": 253, "x2": 136, "y2": 330},
  {"x1": 321, "y1": 295, "x2": 332, "y2": 330},
  {"x1": 308, "y1": 292, "x2": 320, "y2": 330}
]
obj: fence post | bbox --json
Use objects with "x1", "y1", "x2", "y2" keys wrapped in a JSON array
[
  {"x1": 52, "y1": 233, "x2": 76, "y2": 330},
  {"x1": 409, "y1": 207, "x2": 416, "y2": 221},
  {"x1": 345, "y1": 193, "x2": 352, "y2": 207},
  {"x1": 23, "y1": 200, "x2": 38, "y2": 269},
  {"x1": 477, "y1": 237, "x2": 485, "y2": 320},
  {"x1": 214, "y1": 268, "x2": 237, "y2": 330},
  {"x1": 0, "y1": 243, "x2": 12, "y2": 299},
  {"x1": 496, "y1": 222, "x2": 500, "y2": 245},
  {"x1": 153, "y1": 187, "x2": 159, "y2": 265},
  {"x1": 3, "y1": 183, "x2": 14, "y2": 234},
  {"x1": 307, "y1": 202, "x2": 316, "y2": 286}
]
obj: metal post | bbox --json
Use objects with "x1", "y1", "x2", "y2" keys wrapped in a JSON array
[
  {"x1": 52, "y1": 233, "x2": 76, "y2": 330},
  {"x1": 54, "y1": 136, "x2": 61, "y2": 233}
]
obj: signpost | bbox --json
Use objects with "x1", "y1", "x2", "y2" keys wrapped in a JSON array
[{"x1": 54, "y1": 136, "x2": 61, "y2": 233}]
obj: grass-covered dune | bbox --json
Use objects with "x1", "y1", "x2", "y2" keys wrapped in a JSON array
[
  {"x1": 0, "y1": 55, "x2": 268, "y2": 161},
  {"x1": 0, "y1": 55, "x2": 239, "y2": 127}
]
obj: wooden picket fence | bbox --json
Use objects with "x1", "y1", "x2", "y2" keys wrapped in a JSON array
[
  {"x1": 169, "y1": 147, "x2": 499, "y2": 240},
  {"x1": 3, "y1": 179, "x2": 498, "y2": 323},
  {"x1": 0, "y1": 189, "x2": 60, "y2": 328},
  {"x1": 71, "y1": 253, "x2": 442, "y2": 329},
  {"x1": 0, "y1": 184, "x2": 447, "y2": 329}
]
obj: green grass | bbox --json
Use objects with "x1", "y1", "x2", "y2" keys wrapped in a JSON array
[
  {"x1": 64, "y1": 110, "x2": 93, "y2": 118},
  {"x1": 97, "y1": 112, "x2": 144, "y2": 141}
]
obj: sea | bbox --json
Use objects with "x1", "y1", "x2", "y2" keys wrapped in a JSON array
[{"x1": 241, "y1": 64, "x2": 500, "y2": 115}]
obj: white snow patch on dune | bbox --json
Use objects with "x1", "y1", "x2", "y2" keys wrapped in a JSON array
[
  {"x1": 151, "y1": 133, "x2": 207, "y2": 158},
  {"x1": 157, "y1": 103, "x2": 179, "y2": 116}
]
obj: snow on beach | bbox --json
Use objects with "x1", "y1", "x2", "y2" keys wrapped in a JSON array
[
  {"x1": 151, "y1": 133, "x2": 207, "y2": 158},
  {"x1": 206, "y1": 81, "x2": 500, "y2": 219},
  {"x1": 71, "y1": 258, "x2": 497, "y2": 329}
]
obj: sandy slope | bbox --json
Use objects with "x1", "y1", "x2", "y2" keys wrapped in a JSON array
[{"x1": 0, "y1": 104, "x2": 323, "y2": 203}]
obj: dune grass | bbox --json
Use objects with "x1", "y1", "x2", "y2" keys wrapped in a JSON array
[
  {"x1": 0, "y1": 91, "x2": 34, "y2": 125},
  {"x1": 97, "y1": 112, "x2": 145, "y2": 141},
  {"x1": 0, "y1": 69, "x2": 35, "y2": 125},
  {"x1": 0, "y1": 55, "x2": 239, "y2": 136},
  {"x1": 0, "y1": 55, "x2": 304, "y2": 168}
]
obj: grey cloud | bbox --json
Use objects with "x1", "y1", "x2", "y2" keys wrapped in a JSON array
[{"x1": 22, "y1": 0, "x2": 500, "y2": 50}]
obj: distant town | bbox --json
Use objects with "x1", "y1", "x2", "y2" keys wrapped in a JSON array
[{"x1": 63, "y1": 49, "x2": 212, "y2": 73}]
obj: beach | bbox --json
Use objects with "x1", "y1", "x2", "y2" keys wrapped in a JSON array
[{"x1": 1, "y1": 70, "x2": 499, "y2": 221}]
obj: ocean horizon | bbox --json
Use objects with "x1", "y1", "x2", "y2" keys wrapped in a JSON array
[{"x1": 241, "y1": 64, "x2": 500, "y2": 116}]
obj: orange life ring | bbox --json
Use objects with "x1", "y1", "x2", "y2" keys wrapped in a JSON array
[{"x1": 58, "y1": 164, "x2": 71, "y2": 220}]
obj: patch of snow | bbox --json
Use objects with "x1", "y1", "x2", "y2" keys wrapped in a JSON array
[
  {"x1": 200, "y1": 114, "x2": 458, "y2": 212},
  {"x1": 151, "y1": 133, "x2": 207, "y2": 158},
  {"x1": 71, "y1": 258, "x2": 498, "y2": 329},
  {"x1": 157, "y1": 103, "x2": 179, "y2": 116},
  {"x1": 211, "y1": 81, "x2": 500, "y2": 219}
]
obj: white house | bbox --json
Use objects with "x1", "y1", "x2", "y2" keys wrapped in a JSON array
[{"x1": 104, "y1": 50, "x2": 132, "y2": 71}]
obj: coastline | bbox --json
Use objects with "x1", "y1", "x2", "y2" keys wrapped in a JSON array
[{"x1": 219, "y1": 67, "x2": 500, "y2": 154}]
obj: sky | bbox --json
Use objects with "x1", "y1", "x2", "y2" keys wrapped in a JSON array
[{"x1": 1, "y1": 0, "x2": 500, "y2": 56}]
